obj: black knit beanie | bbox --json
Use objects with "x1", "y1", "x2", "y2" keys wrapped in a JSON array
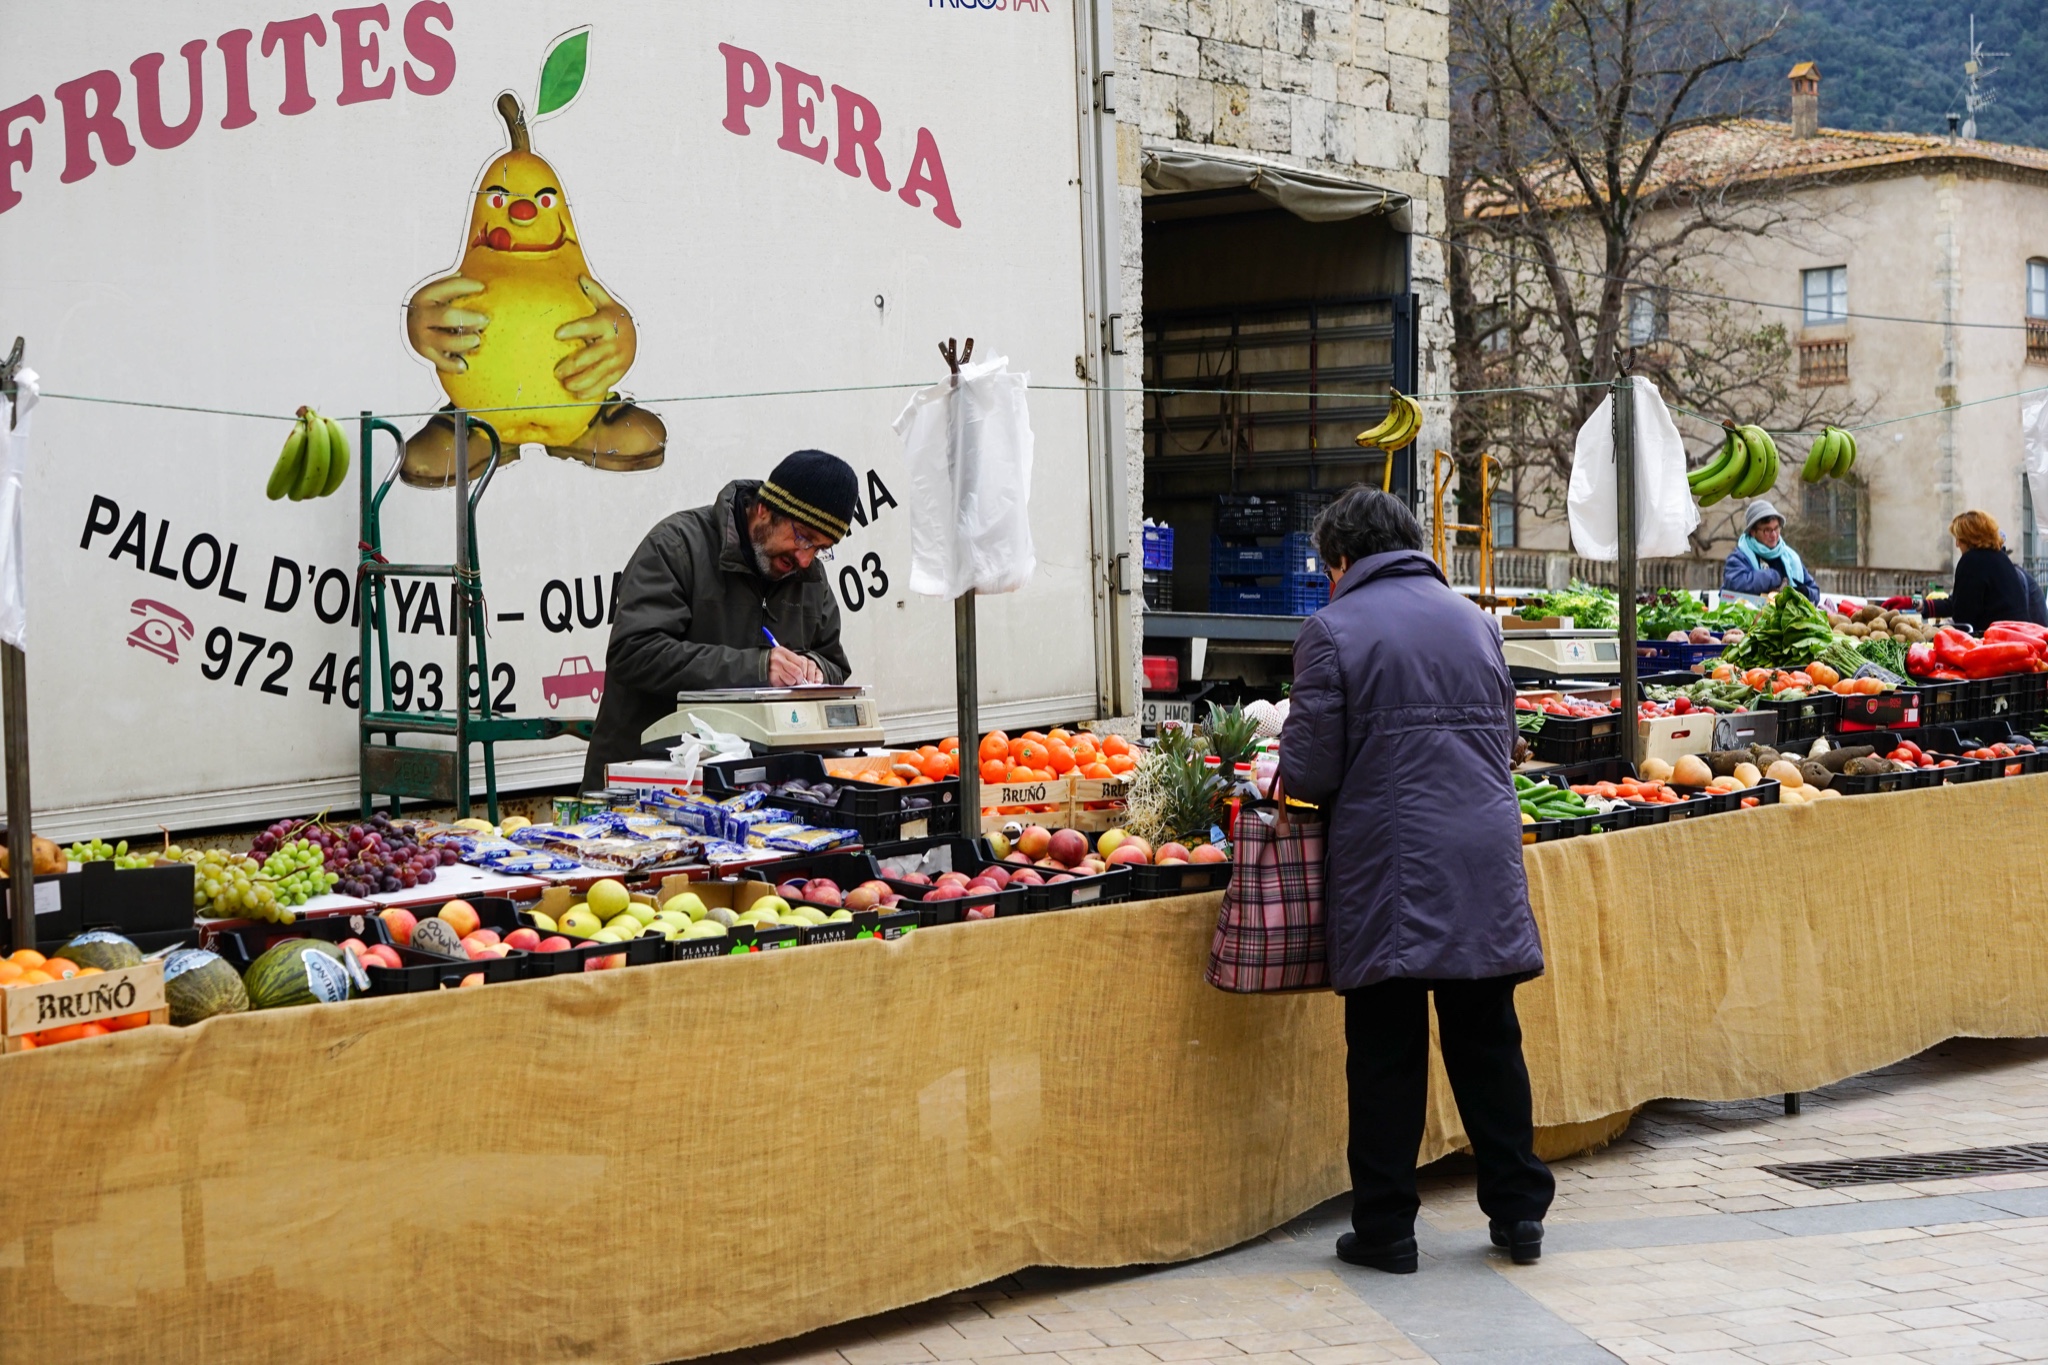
[{"x1": 759, "y1": 449, "x2": 859, "y2": 541}]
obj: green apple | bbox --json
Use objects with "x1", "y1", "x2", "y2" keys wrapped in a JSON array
[
  {"x1": 605, "y1": 912, "x2": 641, "y2": 934},
  {"x1": 750, "y1": 895, "x2": 791, "y2": 917},
  {"x1": 655, "y1": 909, "x2": 690, "y2": 928},
  {"x1": 590, "y1": 928, "x2": 625, "y2": 944},
  {"x1": 587, "y1": 879, "x2": 631, "y2": 918},
  {"x1": 682, "y1": 919, "x2": 728, "y2": 939},
  {"x1": 528, "y1": 910, "x2": 558, "y2": 933},
  {"x1": 702, "y1": 906, "x2": 737, "y2": 928},
  {"x1": 663, "y1": 891, "x2": 709, "y2": 922},
  {"x1": 827, "y1": 909, "x2": 853, "y2": 922},
  {"x1": 559, "y1": 908, "x2": 602, "y2": 939}
]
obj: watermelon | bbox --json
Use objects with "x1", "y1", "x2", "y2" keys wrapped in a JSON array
[
  {"x1": 60, "y1": 930, "x2": 143, "y2": 971},
  {"x1": 163, "y1": 948, "x2": 250, "y2": 1025},
  {"x1": 244, "y1": 939, "x2": 355, "y2": 1010}
]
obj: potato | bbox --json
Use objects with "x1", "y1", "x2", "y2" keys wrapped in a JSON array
[
  {"x1": 1733, "y1": 762, "x2": 1762, "y2": 787},
  {"x1": 1640, "y1": 756, "x2": 1675, "y2": 783}
]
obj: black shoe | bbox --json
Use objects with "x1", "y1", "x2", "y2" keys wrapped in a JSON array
[
  {"x1": 1335, "y1": 1231, "x2": 1418, "y2": 1274},
  {"x1": 1489, "y1": 1219, "x2": 1543, "y2": 1264}
]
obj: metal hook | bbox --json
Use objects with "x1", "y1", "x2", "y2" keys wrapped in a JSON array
[{"x1": 937, "y1": 337, "x2": 975, "y2": 376}]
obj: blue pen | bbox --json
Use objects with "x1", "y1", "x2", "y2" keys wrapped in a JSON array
[{"x1": 762, "y1": 625, "x2": 780, "y2": 650}]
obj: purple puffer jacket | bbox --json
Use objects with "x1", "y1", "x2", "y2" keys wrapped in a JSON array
[{"x1": 1277, "y1": 550, "x2": 1543, "y2": 990}]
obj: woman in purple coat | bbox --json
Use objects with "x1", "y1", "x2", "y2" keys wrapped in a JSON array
[{"x1": 1279, "y1": 488, "x2": 1553, "y2": 1274}]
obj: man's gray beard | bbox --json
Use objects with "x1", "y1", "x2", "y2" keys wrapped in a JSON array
[{"x1": 748, "y1": 522, "x2": 787, "y2": 581}]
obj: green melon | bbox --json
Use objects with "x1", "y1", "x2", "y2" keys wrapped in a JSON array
[
  {"x1": 60, "y1": 930, "x2": 143, "y2": 971},
  {"x1": 162, "y1": 948, "x2": 250, "y2": 1025},
  {"x1": 244, "y1": 939, "x2": 354, "y2": 1010}
]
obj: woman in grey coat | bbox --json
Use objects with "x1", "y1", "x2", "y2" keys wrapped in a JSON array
[{"x1": 1278, "y1": 488, "x2": 1554, "y2": 1274}]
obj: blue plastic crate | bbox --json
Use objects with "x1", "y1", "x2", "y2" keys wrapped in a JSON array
[
  {"x1": 1142, "y1": 524, "x2": 1175, "y2": 571},
  {"x1": 1209, "y1": 582, "x2": 1287, "y2": 615},
  {"x1": 1635, "y1": 640, "x2": 1727, "y2": 672},
  {"x1": 1210, "y1": 532, "x2": 1320, "y2": 578},
  {"x1": 1283, "y1": 572, "x2": 1330, "y2": 615}
]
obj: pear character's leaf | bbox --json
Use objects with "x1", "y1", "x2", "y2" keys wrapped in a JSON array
[{"x1": 536, "y1": 28, "x2": 589, "y2": 118}]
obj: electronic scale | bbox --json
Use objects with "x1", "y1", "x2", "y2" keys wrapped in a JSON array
[
  {"x1": 1500, "y1": 629, "x2": 1622, "y2": 682},
  {"x1": 641, "y1": 686, "x2": 886, "y2": 751}
]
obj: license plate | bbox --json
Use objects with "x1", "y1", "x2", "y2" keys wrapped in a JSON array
[{"x1": 1142, "y1": 699, "x2": 1193, "y2": 725}]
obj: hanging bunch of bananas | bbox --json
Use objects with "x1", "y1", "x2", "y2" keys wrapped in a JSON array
[
  {"x1": 1801, "y1": 425, "x2": 1858, "y2": 483},
  {"x1": 266, "y1": 406, "x2": 352, "y2": 502},
  {"x1": 1355, "y1": 389, "x2": 1422, "y2": 452},
  {"x1": 1687, "y1": 422, "x2": 1780, "y2": 507}
]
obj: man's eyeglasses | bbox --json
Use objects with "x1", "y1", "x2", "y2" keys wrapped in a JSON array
[{"x1": 790, "y1": 523, "x2": 836, "y2": 561}]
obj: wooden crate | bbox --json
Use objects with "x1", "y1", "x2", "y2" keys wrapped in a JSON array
[{"x1": 3, "y1": 958, "x2": 167, "y2": 1051}]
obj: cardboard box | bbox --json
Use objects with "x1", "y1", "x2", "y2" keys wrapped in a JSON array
[
  {"x1": 605, "y1": 760, "x2": 701, "y2": 799},
  {"x1": 1638, "y1": 714, "x2": 1717, "y2": 767}
]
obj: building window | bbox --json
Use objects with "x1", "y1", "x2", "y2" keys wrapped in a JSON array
[
  {"x1": 1490, "y1": 486, "x2": 1517, "y2": 548},
  {"x1": 1476, "y1": 301, "x2": 1511, "y2": 354},
  {"x1": 1798, "y1": 339, "x2": 1849, "y2": 386},
  {"x1": 2029, "y1": 260, "x2": 2048, "y2": 365},
  {"x1": 1802, "y1": 265, "x2": 1847, "y2": 325},
  {"x1": 1626, "y1": 288, "x2": 1668, "y2": 345},
  {"x1": 1801, "y1": 480, "x2": 1859, "y2": 566}
]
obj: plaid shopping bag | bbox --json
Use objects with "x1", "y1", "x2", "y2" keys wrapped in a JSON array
[{"x1": 1204, "y1": 790, "x2": 1328, "y2": 993}]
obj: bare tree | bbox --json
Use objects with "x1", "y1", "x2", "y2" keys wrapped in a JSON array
[{"x1": 1445, "y1": 0, "x2": 1868, "y2": 556}]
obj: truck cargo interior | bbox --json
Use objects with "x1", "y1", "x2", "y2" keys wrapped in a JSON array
[{"x1": 1139, "y1": 168, "x2": 1415, "y2": 696}]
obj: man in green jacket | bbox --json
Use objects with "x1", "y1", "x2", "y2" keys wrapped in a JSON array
[{"x1": 581, "y1": 450, "x2": 858, "y2": 789}]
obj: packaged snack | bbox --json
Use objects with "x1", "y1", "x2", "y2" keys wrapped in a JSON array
[{"x1": 759, "y1": 826, "x2": 861, "y2": 853}]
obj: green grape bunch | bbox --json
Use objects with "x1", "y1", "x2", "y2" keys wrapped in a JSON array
[
  {"x1": 67, "y1": 837, "x2": 157, "y2": 869},
  {"x1": 184, "y1": 847, "x2": 286, "y2": 923},
  {"x1": 259, "y1": 838, "x2": 340, "y2": 909}
]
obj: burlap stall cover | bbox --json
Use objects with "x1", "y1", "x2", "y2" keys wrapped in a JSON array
[{"x1": 4, "y1": 776, "x2": 2048, "y2": 1363}]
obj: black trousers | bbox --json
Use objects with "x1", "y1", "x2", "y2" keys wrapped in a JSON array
[{"x1": 1343, "y1": 975, "x2": 1555, "y2": 1243}]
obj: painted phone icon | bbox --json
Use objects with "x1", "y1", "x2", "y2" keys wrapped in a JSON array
[{"x1": 128, "y1": 599, "x2": 196, "y2": 664}]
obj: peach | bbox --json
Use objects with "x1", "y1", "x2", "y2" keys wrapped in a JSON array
[
  {"x1": 504, "y1": 927, "x2": 542, "y2": 951},
  {"x1": 469, "y1": 927, "x2": 501, "y2": 946},
  {"x1": 1107, "y1": 844, "x2": 1150, "y2": 867},
  {"x1": 1190, "y1": 844, "x2": 1227, "y2": 864},
  {"x1": 536, "y1": 935, "x2": 572, "y2": 952},
  {"x1": 1047, "y1": 829, "x2": 1089, "y2": 867},
  {"x1": 1156, "y1": 843, "x2": 1191, "y2": 864},
  {"x1": 379, "y1": 907, "x2": 417, "y2": 946},
  {"x1": 437, "y1": 900, "x2": 480, "y2": 939}
]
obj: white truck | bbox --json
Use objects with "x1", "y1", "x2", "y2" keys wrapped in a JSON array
[{"x1": 0, "y1": 0, "x2": 1130, "y2": 838}]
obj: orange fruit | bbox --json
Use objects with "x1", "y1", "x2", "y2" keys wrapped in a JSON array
[
  {"x1": 76, "y1": 966, "x2": 102, "y2": 976},
  {"x1": 111, "y1": 1012, "x2": 151, "y2": 1030},
  {"x1": 880, "y1": 773, "x2": 908, "y2": 787},
  {"x1": 939, "y1": 736, "x2": 960, "y2": 754},
  {"x1": 1047, "y1": 744, "x2": 1076, "y2": 774},
  {"x1": 978, "y1": 732, "x2": 1009, "y2": 763},
  {"x1": 1048, "y1": 727, "x2": 1073, "y2": 744},
  {"x1": 39, "y1": 1024, "x2": 86, "y2": 1045},
  {"x1": 980, "y1": 757, "x2": 1008, "y2": 783},
  {"x1": 21, "y1": 970, "x2": 52, "y2": 986},
  {"x1": 9, "y1": 949, "x2": 45, "y2": 967},
  {"x1": 78, "y1": 1023, "x2": 108, "y2": 1039},
  {"x1": 1014, "y1": 740, "x2": 1046, "y2": 769},
  {"x1": 1106, "y1": 753, "x2": 1137, "y2": 774},
  {"x1": 920, "y1": 753, "x2": 952, "y2": 781},
  {"x1": 42, "y1": 958, "x2": 79, "y2": 980},
  {"x1": 0, "y1": 961, "x2": 23, "y2": 984},
  {"x1": 917, "y1": 744, "x2": 940, "y2": 759},
  {"x1": 1022, "y1": 730, "x2": 1048, "y2": 745},
  {"x1": 1081, "y1": 762, "x2": 1114, "y2": 779},
  {"x1": 1101, "y1": 734, "x2": 1132, "y2": 757},
  {"x1": 1005, "y1": 764, "x2": 1034, "y2": 783}
]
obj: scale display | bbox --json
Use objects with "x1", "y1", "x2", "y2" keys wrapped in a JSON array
[{"x1": 643, "y1": 688, "x2": 886, "y2": 750}]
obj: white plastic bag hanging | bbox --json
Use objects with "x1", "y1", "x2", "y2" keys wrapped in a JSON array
[
  {"x1": 1567, "y1": 380, "x2": 1700, "y2": 561},
  {"x1": 893, "y1": 355, "x2": 1036, "y2": 596},
  {"x1": 0, "y1": 365, "x2": 36, "y2": 650},
  {"x1": 2024, "y1": 393, "x2": 2048, "y2": 535}
]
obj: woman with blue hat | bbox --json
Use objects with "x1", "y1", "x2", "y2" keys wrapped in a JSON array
[{"x1": 1722, "y1": 499, "x2": 1820, "y2": 601}]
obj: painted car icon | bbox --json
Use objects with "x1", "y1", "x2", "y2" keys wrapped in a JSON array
[{"x1": 542, "y1": 655, "x2": 605, "y2": 709}]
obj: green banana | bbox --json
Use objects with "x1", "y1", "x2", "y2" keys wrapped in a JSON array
[
  {"x1": 1692, "y1": 430, "x2": 1748, "y2": 505},
  {"x1": 1834, "y1": 427, "x2": 1857, "y2": 477},
  {"x1": 1801, "y1": 429, "x2": 1835, "y2": 483},
  {"x1": 319, "y1": 415, "x2": 351, "y2": 497},
  {"x1": 1734, "y1": 425, "x2": 1778, "y2": 498},
  {"x1": 293, "y1": 406, "x2": 330, "y2": 501},
  {"x1": 266, "y1": 415, "x2": 308, "y2": 501},
  {"x1": 1687, "y1": 432, "x2": 1739, "y2": 490}
]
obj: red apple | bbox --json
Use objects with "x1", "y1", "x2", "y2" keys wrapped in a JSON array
[
  {"x1": 536, "y1": 935, "x2": 572, "y2": 952},
  {"x1": 463, "y1": 939, "x2": 497, "y2": 961},
  {"x1": 963, "y1": 905, "x2": 996, "y2": 921},
  {"x1": 879, "y1": 894, "x2": 902, "y2": 908},
  {"x1": 1016, "y1": 825, "x2": 1052, "y2": 858},
  {"x1": 806, "y1": 883, "x2": 843, "y2": 909},
  {"x1": 339, "y1": 937, "x2": 368, "y2": 956},
  {"x1": 1156, "y1": 843, "x2": 1191, "y2": 864},
  {"x1": 977, "y1": 864, "x2": 1012, "y2": 887},
  {"x1": 1048, "y1": 874, "x2": 1075, "y2": 884},
  {"x1": 936, "y1": 871, "x2": 972, "y2": 889},
  {"x1": 379, "y1": 907, "x2": 417, "y2": 946},
  {"x1": 437, "y1": 900, "x2": 480, "y2": 939},
  {"x1": 469, "y1": 927, "x2": 501, "y2": 946},
  {"x1": 1004, "y1": 851, "x2": 1032, "y2": 864},
  {"x1": 1009, "y1": 868, "x2": 1044, "y2": 886},
  {"x1": 966, "y1": 879, "x2": 1002, "y2": 894},
  {"x1": 925, "y1": 884, "x2": 968, "y2": 901},
  {"x1": 1047, "y1": 829, "x2": 1089, "y2": 868},
  {"x1": 504, "y1": 927, "x2": 542, "y2": 951},
  {"x1": 776, "y1": 880, "x2": 809, "y2": 902},
  {"x1": 1191, "y1": 844, "x2": 1227, "y2": 864},
  {"x1": 897, "y1": 871, "x2": 932, "y2": 886},
  {"x1": 1107, "y1": 844, "x2": 1150, "y2": 866},
  {"x1": 458, "y1": 972, "x2": 484, "y2": 988}
]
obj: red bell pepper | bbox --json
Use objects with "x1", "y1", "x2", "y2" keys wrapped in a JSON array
[
  {"x1": 1959, "y1": 641, "x2": 2036, "y2": 677},
  {"x1": 1985, "y1": 626, "x2": 2048, "y2": 657},
  {"x1": 1906, "y1": 642, "x2": 1938, "y2": 678},
  {"x1": 1935, "y1": 628, "x2": 1980, "y2": 667},
  {"x1": 1990, "y1": 620, "x2": 2048, "y2": 640},
  {"x1": 1931, "y1": 668, "x2": 1969, "y2": 680}
]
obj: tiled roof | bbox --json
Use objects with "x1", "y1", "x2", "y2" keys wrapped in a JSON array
[{"x1": 1474, "y1": 120, "x2": 2048, "y2": 216}]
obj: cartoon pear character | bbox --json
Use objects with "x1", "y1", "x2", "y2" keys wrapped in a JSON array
[{"x1": 401, "y1": 91, "x2": 665, "y2": 486}]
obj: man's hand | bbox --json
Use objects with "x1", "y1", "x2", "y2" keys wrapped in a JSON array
[
  {"x1": 406, "y1": 276, "x2": 489, "y2": 374},
  {"x1": 554, "y1": 275, "x2": 637, "y2": 400},
  {"x1": 768, "y1": 646, "x2": 824, "y2": 687}
]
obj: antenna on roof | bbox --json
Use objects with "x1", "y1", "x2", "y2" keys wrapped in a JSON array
[{"x1": 1960, "y1": 13, "x2": 2007, "y2": 141}]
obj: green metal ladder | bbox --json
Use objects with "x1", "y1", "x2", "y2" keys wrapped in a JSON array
[{"x1": 355, "y1": 410, "x2": 580, "y2": 822}]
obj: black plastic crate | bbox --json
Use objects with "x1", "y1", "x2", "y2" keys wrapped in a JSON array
[
  {"x1": 2007, "y1": 672, "x2": 2048, "y2": 717},
  {"x1": 1755, "y1": 691, "x2": 1842, "y2": 744},
  {"x1": 1529, "y1": 711, "x2": 1623, "y2": 765},
  {"x1": 1907, "y1": 679, "x2": 1977, "y2": 728},
  {"x1": 32, "y1": 860, "x2": 196, "y2": 944},
  {"x1": 202, "y1": 911, "x2": 395, "y2": 971},
  {"x1": 1142, "y1": 571, "x2": 1173, "y2": 611},
  {"x1": 1618, "y1": 794, "x2": 1715, "y2": 825},
  {"x1": 1671, "y1": 779, "x2": 1782, "y2": 814},
  {"x1": 1125, "y1": 859, "x2": 1235, "y2": 899},
  {"x1": 364, "y1": 944, "x2": 524, "y2": 993},
  {"x1": 867, "y1": 838, "x2": 1029, "y2": 920},
  {"x1": 1540, "y1": 755, "x2": 1637, "y2": 786},
  {"x1": 1829, "y1": 763, "x2": 1944, "y2": 795},
  {"x1": 1214, "y1": 493, "x2": 1292, "y2": 537},
  {"x1": 1014, "y1": 865, "x2": 1131, "y2": 911},
  {"x1": 743, "y1": 851, "x2": 884, "y2": 895},
  {"x1": 1978, "y1": 674, "x2": 2034, "y2": 722},
  {"x1": 704, "y1": 752, "x2": 957, "y2": 842}
]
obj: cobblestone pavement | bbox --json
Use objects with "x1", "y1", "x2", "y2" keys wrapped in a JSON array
[{"x1": 706, "y1": 1038, "x2": 2048, "y2": 1365}]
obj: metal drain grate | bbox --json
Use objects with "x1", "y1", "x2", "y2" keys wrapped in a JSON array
[{"x1": 1766, "y1": 1143, "x2": 2048, "y2": 1189}]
